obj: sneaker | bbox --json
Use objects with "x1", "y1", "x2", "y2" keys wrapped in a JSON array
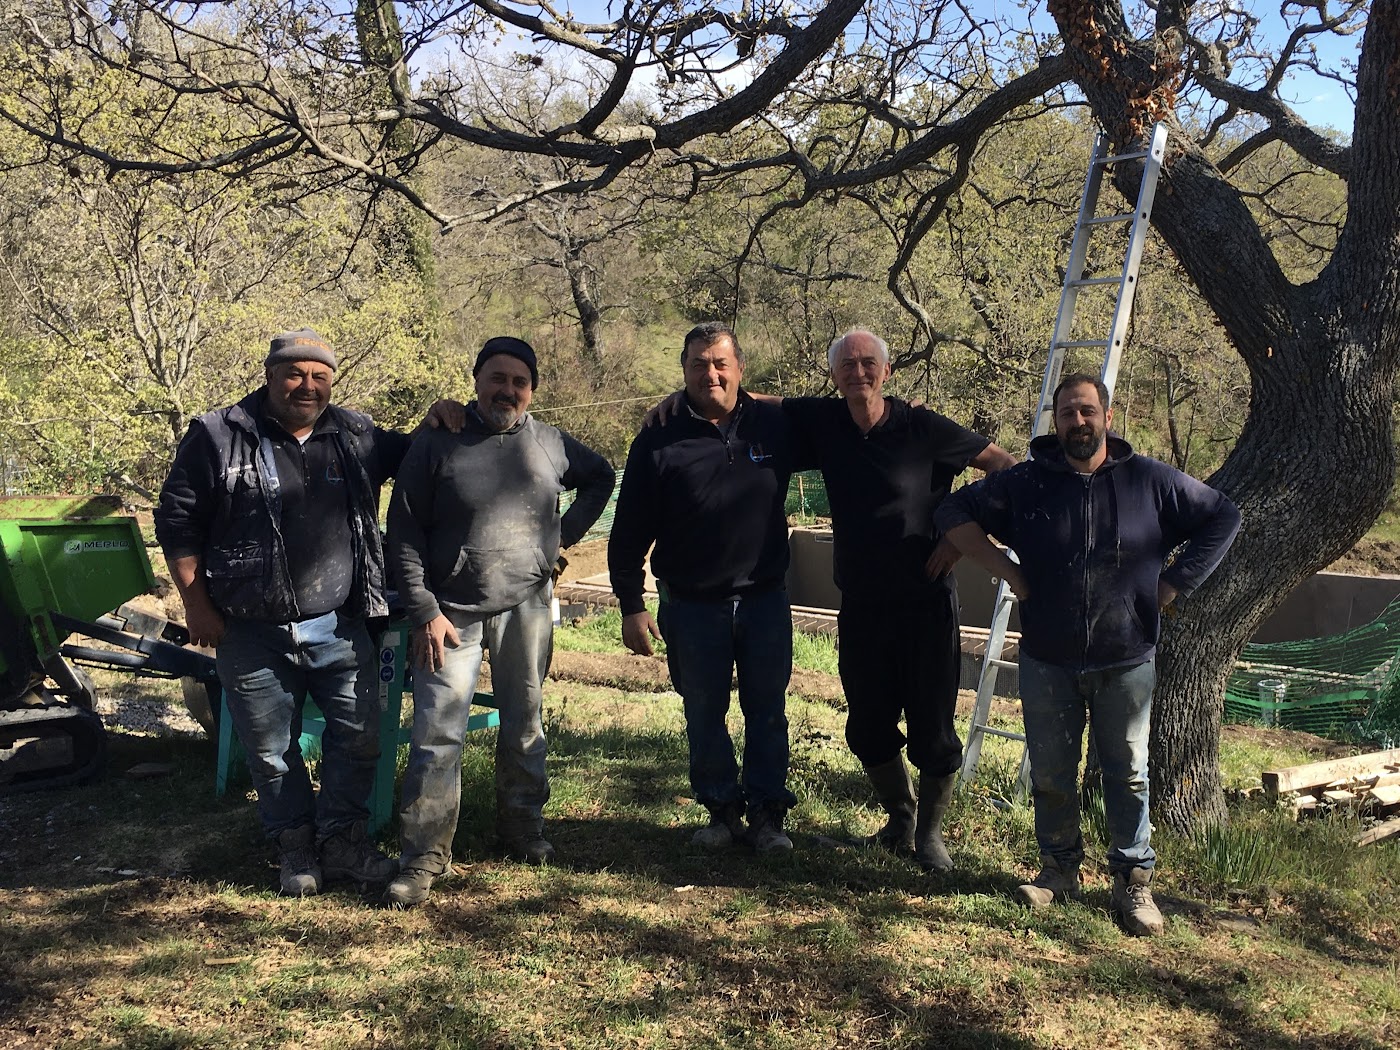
[
  {"x1": 692, "y1": 803, "x2": 746, "y2": 849},
  {"x1": 503, "y1": 835, "x2": 556, "y2": 865},
  {"x1": 321, "y1": 823, "x2": 398, "y2": 886},
  {"x1": 747, "y1": 804, "x2": 793, "y2": 853},
  {"x1": 385, "y1": 867, "x2": 435, "y2": 909},
  {"x1": 1111, "y1": 868, "x2": 1165, "y2": 936},
  {"x1": 1015, "y1": 858, "x2": 1081, "y2": 908},
  {"x1": 277, "y1": 825, "x2": 322, "y2": 898}
]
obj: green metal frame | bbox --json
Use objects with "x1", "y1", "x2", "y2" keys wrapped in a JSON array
[{"x1": 0, "y1": 498, "x2": 156, "y2": 686}]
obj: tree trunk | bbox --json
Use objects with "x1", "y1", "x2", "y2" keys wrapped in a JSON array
[{"x1": 564, "y1": 248, "x2": 604, "y2": 370}]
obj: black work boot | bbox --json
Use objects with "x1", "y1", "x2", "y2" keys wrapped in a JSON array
[
  {"x1": 863, "y1": 755, "x2": 918, "y2": 853},
  {"x1": 276, "y1": 824, "x2": 322, "y2": 897},
  {"x1": 913, "y1": 772, "x2": 957, "y2": 873},
  {"x1": 320, "y1": 822, "x2": 398, "y2": 886}
]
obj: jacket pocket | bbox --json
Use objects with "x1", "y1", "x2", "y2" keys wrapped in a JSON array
[
  {"x1": 205, "y1": 542, "x2": 265, "y2": 579},
  {"x1": 1089, "y1": 597, "x2": 1152, "y2": 660},
  {"x1": 438, "y1": 546, "x2": 551, "y2": 610}
]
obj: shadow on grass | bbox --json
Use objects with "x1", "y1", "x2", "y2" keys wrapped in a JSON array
[{"x1": 3, "y1": 719, "x2": 1398, "y2": 1048}]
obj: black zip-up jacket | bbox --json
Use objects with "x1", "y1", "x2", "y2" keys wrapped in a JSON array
[
  {"x1": 155, "y1": 389, "x2": 409, "y2": 622},
  {"x1": 935, "y1": 433, "x2": 1241, "y2": 671},
  {"x1": 608, "y1": 390, "x2": 806, "y2": 615}
]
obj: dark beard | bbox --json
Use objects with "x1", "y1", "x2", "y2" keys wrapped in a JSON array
[{"x1": 1062, "y1": 427, "x2": 1103, "y2": 461}]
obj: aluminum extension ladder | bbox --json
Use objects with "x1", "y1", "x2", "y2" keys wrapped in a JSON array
[{"x1": 958, "y1": 122, "x2": 1170, "y2": 793}]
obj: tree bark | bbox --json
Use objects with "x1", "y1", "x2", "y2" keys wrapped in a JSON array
[{"x1": 564, "y1": 246, "x2": 604, "y2": 370}]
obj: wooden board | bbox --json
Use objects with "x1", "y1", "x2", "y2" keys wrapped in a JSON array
[
  {"x1": 1263, "y1": 748, "x2": 1400, "y2": 799},
  {"x1": 1367, "y1": 784, "x2": 1400, "y2": 806},
  {"x1": 1356, "y1": 815, "x2": 1400, "y2": 847}
]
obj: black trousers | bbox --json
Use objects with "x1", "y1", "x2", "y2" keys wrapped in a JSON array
[{"x1": 836, "y1": 587, "x2": 964, "y2": 777}]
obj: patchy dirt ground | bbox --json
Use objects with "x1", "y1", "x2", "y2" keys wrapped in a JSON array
[{"x1": 1326, "y1": 535, "x2": 1400, "y2": 576}]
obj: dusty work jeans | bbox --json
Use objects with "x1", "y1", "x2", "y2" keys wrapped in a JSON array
[
  {"x1": 397, "y1": 583, "x2": 553, "y2": 875},
  {"x1": 657, "y1": 587, "x2": 798, "y2": 814},
  {"x1": 1019, "y1": 652, "x2": 1157, "y2": 875},
  {"x1": 216, "y1": 610, "x2": 380, "y2": 839}
]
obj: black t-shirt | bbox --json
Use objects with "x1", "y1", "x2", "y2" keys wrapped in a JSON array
[
  {"x1": 782, "y1": 396, "x2": 989, "y2": 600},
  {"x1": 263, "y1": 411, "x2": 354, "y2": 618}
]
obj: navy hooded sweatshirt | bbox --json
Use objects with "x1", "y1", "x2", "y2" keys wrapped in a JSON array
[{"x1": 935, "y1": 433, "x2": 1241, "y2": 671}]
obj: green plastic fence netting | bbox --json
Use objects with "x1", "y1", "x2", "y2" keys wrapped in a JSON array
[
  {"x1": 1225, "y1": 597, "x2": 1400, "y2": 743},
  {"x1": 561, "y1": 470, "x2": 831, "y2": 544}
]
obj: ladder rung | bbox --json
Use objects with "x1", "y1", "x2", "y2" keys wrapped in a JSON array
[
  {"x1": 1052, "y1": 339, "x2": 1109, "y2": 349},
  {"x1": 972, "y1": 725, "x2": 1027, "y2": 742},
  {"x1": 1085, "y1": 213, "x2": 1134, "y2": 225},
  {"x1": 1093, "y1": 148, "x2": 1151, "y2": 165},
  {"x1": 1068, "y1": 276, "x2": 1119, "y2": 287},
  {"x1": 986, "y1": 658, "x2": 1017, "y2": 670}
]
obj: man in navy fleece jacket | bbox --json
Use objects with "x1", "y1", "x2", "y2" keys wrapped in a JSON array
[{"x1": 936, "y1": 373, "x2": 1240, "y2": 936}]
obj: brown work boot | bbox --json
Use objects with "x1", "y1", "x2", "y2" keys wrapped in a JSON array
[
  {"x1": 1111, "y1": 868, "x2": 1165, "y2": 936},
  {"x1": 862, "y1": 756, "x2": 917, "y2": 853},
  {"x1": 321, "y1": 823, "x2": 397, "y2": 886},
  {"x1": 747, "y1": 802, "x2": 793, "y2": 853},
  {"x1": 276, "y1": 825, "x2": 322, "y2": 898},
  {"x1": 1015, "y1": 857, "x2": 1082, "y2": 908},
  {"x1": 384, "y1": 867, "x2": 436, "y2": 909},
  {"x1": 913, "y1": 772, "x2": 957, "y2": 873},
  {"x1": 692, "y1": 802, "x2": 746, "y2": 849}
]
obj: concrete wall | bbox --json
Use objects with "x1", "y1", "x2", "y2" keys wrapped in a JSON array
[{"x1": 786, "y1": 527, "x2": 1400, "y2": 644}]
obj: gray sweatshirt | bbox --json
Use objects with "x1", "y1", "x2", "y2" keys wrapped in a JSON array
[{"x1": 388, "y1": 407, "x2": 614, "y2": 624}]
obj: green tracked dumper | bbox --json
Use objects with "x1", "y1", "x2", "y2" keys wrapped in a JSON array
[{"x1": 0, "y1": 496, "x2": 217, "y2": 793}]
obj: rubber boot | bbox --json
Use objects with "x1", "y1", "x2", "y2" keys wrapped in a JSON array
[
  {"x1": 863, "y1": 755, "x2": 918, "y2": 852},
  {"x1": 913, "y1": 772, "x2": 957, "y2": 872}
]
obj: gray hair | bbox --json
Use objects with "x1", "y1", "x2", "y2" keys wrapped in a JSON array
[{"x1": 826, "y1": 328, "x2": 890, "y2": 371}]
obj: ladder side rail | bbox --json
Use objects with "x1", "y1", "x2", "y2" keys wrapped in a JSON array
[
  {"x1": 960, "y1": 574, "x2": 1023, "y2": 782},
  {"x1": 1099, "y1": 122, "x2": 1170, "y2": 398}
]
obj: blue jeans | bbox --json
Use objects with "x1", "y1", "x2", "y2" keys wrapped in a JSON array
[
  {"x1": 658, "y1": 588, "x2": 797, "y2": 813},
  {"x1": 216, "y1": 610, "x2": 380, "y2": 839},
  {"x1": 1019, "y1": 653, "x2": 1156, "y2": 874},
  {"x1": 398, "y1": 584, "x2": 554, "y2": 875}
]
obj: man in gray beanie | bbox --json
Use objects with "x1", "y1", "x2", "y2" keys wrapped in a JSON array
[{"x1": 156, "y1": 327, "x2": 450, "y2": 897}]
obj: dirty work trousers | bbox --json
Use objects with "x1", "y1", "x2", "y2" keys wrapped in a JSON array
[
  {"x1": 216, "y1": 609, "x2": 380, "y2": 839},
  {"x1": 396, "y1": 582, "x2": 553, "y2": 874},
  {"x1": 836, "y1": 588, "x2": 964, "y2": 778},
  {"x1": 1019, "y1": 652, "x2": 1157, "y2": 875}
]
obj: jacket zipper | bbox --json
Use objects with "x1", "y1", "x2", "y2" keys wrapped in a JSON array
[{"x1": 1080, "y1": 473, "x2": 1094, "y2": 669}]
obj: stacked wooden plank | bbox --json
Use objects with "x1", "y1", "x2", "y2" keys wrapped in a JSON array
[{"x1": 1261, "y1": 747, "x2": 1400, "y2": 845}]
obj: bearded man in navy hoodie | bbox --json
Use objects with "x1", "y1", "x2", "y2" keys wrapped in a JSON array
[{"x1": 936, "y1": 373, "x2": 1240, "y2": 936}]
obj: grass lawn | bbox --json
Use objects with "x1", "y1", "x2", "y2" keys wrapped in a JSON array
[{"x1": 1, "y1": 615, "x2": 1397, "y2": 1049}]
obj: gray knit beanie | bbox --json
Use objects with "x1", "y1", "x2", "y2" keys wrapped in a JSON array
[{"x1": 265, "y1": 328, "x2": 337, "y2": 371}]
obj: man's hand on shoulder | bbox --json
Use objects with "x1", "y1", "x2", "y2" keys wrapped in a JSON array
[
  {"x1": 423, "y1": 399, "x2": 467, "y2": 433},
  {"x1": 643, "y1": 391, "x2": 686, "y2": 428},
  {"x1": 412, "y1": 614, "x2": 461, "y2": 671},
  {"x1": 622, "y1": 610, "x2": 662, "y2": 656}
]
